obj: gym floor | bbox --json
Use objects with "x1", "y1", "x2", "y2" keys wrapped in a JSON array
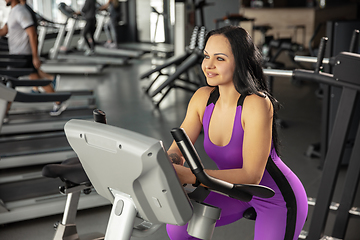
[{"x1": 1, "y1": 52, "x2": 359, "y2": 239}]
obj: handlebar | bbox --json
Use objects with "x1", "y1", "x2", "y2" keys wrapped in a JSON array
[
  {"x1": 315, "y1": 37, "x2": 328, "y2": 73},
  {"x1": 14, "y1": 91, "x2": 71, "y2": 103},
  {"x1": 171, "y1": 128, "x2": 275, "y2": 202},
  {"x1": 0, "y1": 75, "x2": 72, "y2": 103}
]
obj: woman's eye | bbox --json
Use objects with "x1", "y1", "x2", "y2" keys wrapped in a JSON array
[
  {"x1": 203, "y1": 54, "x2": 209, "y2": 59},
  {"x1": 217, "y1": 57, "x2": 224, "y2": 61}
]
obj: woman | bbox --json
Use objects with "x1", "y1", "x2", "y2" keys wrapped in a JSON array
[
  {"x1": 166, "y1": 26, "x2": 308, "y2": 240},
  {"x1": 77, "y1": 0, "x2": 97, "y2": 55},
  {"x1": 100, "y1": 0, "x2": 120, "y2": 48}
]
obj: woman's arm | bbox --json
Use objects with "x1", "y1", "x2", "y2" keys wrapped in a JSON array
[
  {"x1": 170, "y1": 90, "x2": 273, "y2": 186},
  {"x1": 167, "y1": 87, "x2": 210, "y2": 181}
]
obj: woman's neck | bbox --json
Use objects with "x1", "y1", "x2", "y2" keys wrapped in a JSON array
[{"x1": 217, "y1": 85, "x2": 241, "y2": 107}]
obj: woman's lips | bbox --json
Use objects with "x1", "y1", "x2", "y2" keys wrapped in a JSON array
[{"x1": 206, "y1": 72, "x2": 217, "y2": 78}]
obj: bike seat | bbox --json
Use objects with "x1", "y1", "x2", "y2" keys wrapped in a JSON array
[{"x1": 42, "y1": 157, "x2": 90, "y2": 186}]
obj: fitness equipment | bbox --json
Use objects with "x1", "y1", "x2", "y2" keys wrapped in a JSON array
[
  {"x1": 90, "y1": 12, "x2": 145, "y2": 58},
  {"x1": 50, "y1": 3, "x2": 135, "y2": 65},
  {"x1": 263, "y1": 38, "x2": 305, "y2": 97},
  {"x1": 64, "y1": 118, "x2": 192, "y2": 240},
  {"x1": 63, "y1": 112, "x2": 274, "y2": 240},
  {"x1": 140, "y1": 26, "x2": 200, "y2": 94},
  {"x1": 0, "y1": 90, "x2": 106, "y2": 225},
  {"x1": 294, "y1": 28, "x2": 360, "y2": 165},
  {"x1": 41, "y1": 111, "x2": 267, "y2": 240},
  {"x1": 0, "y1": 56, "x2": 35, "y2": 78},
  {"x1": 0, "y1": 7, "x2": 104, "y2": 74},
  {"x1": 0, "y1": 58, "x2": 27, "y2": 68},
  {"x1": 42, "y1": 109, "x2": 108, "y2": 240},
  {"x1": 36, "y1": 13, "x2": 105, "y2": 74},
  {"x1": 264, "y1": 37, "x2": 360, "y2": 239},
  {"x1": 0, "y1": 57, "x2": 97, "y2": 115},
  {"x1": 0, "y1": 77, "x2": 95, "y2": 136},
  {"x1": 8, "y1": 87, "x2": 97, "y2": 115},
  {"x1": 0, "y1": 74, "x2": 95, "y2": 172},
  {"x1": 0, "y1": 37, "x2": 9, "y2": 51},
  {"x1": 0, "y1": 79, "x2": 75, "y2": 224},
  {"x1": 144, "y1": 26, "x2": 207, "y2": 108},
  {"x1": 0, "y1": 75, "x2": 70, "y2": 124}
]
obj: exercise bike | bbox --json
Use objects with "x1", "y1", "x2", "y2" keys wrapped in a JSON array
[{"x1": 43, "y1": 110, "x2": 274, "y2": 240}]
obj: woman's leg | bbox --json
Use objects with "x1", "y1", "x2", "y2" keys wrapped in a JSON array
[
  {"x1": 253, "y1": 203, "x2": 288, "y2": 240},
  {"x1": 253, "y1": 194, "x2": 307, "y2": 240},
  {"x1": 82, "y1": 22, "x2": 92, "y2": 50},
  {"x1": 166, "y1": 224, "x2": 200, "y2": 240},
  {"x1": 104, "y1": 20, "x2": 112, "y2": 44},
  {"x1": 109, "y1": 18, "x2": 118, "y2": 45},
  {"x1": 166, "y1": 192, "x2": 250, "y2": 240},
  {"x1": 88, "y1": 19, "x2": 97, "y2": 50}
]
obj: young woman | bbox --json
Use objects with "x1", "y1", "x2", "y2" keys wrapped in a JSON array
[
  {"x1": 99, "y1": 0, "x2": 120, "y2": 48},
  {"x1": 77, "y1": 0, "x2": 97, "y2": 55},
  {"x1": 166, "y1": 26, "x2": 308, "y2": 240}
]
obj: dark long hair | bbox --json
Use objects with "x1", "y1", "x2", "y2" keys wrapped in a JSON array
[{"x1": 205, "y1": 26, "x2": 281, "y2": 155}]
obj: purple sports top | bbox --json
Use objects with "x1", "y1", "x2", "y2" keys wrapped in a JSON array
[{"x1": 201, "y1": 87, "x2": 308, "y2": 239}]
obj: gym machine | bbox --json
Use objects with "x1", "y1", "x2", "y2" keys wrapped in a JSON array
[
  {"x1": 264, "y1": 37, "x2": 360, "y2": 239},
  {"x1": 0, "y1": 90, "x2": 107, "y2": 225},
  {"x1": 55, "y1": 108, "x2": 274, "y2": 240},
  {"x1": 36, "y1": 13, "x2": 105, "y2": 74},
  {"x1": 295, "y1": 24, "x2": 360, "y2": 166},
  {"x1": 41, "y1": 110, "x2": 109, "y2": 240},
  {"x1": 49, "y1": 3, "x2": 134, "y2": 65},
  {"x1": 142, "y1": 26, "x2": 207, "y2": 108},
  {"x1": 0, "y1": 53, "x2": 98, "y2": 115},
  {"x1": 140, "y1": 26, "x2": 200, "y2": 94},
  {"x1": 0, "y1": 81, "x2": 95, "y2": 136}
]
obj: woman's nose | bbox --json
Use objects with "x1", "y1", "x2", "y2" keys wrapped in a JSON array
[{"x1": 204, "y1": 59, "x2": 215, "y2": 69}]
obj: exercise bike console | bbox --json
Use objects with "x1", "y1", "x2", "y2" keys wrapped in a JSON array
[{"x1": 64, "y1": 120, "x2": 193, "y2": 240}]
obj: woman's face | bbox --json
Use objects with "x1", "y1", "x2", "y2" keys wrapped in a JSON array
[{"x1": 201, "y1": 34, "x2": 235, "y2": 87}]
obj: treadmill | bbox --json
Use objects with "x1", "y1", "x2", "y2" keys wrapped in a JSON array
[
  {"x1": 9, "y1": 89, "x2": 96, "y2": 115},
  {"x1": 0, "y1": 83, "x2": 108, "y2": 224},
  {"x1": 0, "y1": 75, "x2": 95, "y2": 136},
  {"x1": 91, "y1": 11, "x2": 145, "y2": 58},
  {"x1": 0, "y1": 56, "x2": 97, "y2": 115},
  {"x1": 0, "y1": 77, "x2": 76, "y2": 167},
  {"x1": 49, "y1": 3, "x2": 131, "y2": 65},
  {"x1": 35, "y1": 12, "x2": 105, "y2": 74},
  {"x1": 92, "y1": 8, "x2": 172, "y2": 57},
  {"x1": 118, "y1": 42, "x2": 174, "y2": 56}
]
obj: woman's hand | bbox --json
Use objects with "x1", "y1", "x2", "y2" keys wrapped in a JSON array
[
  {"x1": 172, "y1": 164, "x2": 195, "y2": 186},
  {"x1": 168, "y1": 152, "x2": 185, "y2": 166}
]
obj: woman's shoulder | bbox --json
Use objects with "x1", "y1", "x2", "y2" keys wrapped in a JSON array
[
  {"x1": 187, "y1": 86, "x2": 214, "y2": 111},
  {"x1": 244, "y1": 92, "x2": 270, "y2": 105},
  {"x1": 195, "y1": 86, "x2": 215, "y2": 97},
  {"x1": 191, "y1": 86, "x2": 214, "y2": 104},
  {"x1": 243, "y1": 93, "x2": 273, "y2": 116}
]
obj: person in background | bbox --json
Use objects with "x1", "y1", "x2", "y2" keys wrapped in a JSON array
[
  {"x1": 0, "y1": 0, "x2": 65, "y2": 117},
  {"x1": 166, "y1": 25, "x2": 308, "y2": 240},
  {"x1": 99, "y1": 0, "x2": 120, "y2": 49},
  {"x1": 75, "y1": 0, "x2": 97, "y2": 56},
  {"x1": 19, "y1": 0, "x2": 60, "y2": 93}
]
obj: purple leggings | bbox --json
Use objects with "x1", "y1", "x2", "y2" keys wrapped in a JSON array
[{"x1": 166, "y1": 168, "x2": 308, "y2": 240}]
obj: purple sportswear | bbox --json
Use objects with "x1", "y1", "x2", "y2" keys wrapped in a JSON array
[{"x1": 167, "y1": 89, "x2": 308, "y2": 240}]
